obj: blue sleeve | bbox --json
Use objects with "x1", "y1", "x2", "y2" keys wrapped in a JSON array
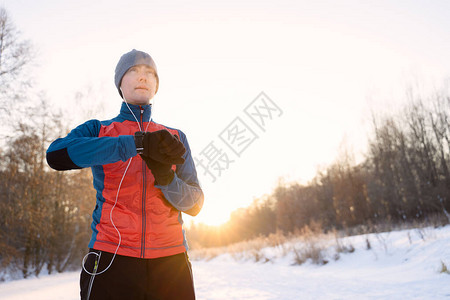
[
  {"x1": 156, "y1": 130, "x2": 204, "y2": 216},
  {"x1": 46, "y1": 119, "x2": 137, "y2": 170}
]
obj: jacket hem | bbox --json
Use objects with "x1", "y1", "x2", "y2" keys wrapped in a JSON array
[{"x1": 93, "y1": 240, "x2": 186, "y2": 259}]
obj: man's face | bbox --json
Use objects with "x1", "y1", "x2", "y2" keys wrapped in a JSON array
[{"x1": 120, "y1": 64, "x2": 157, "y2": 105}]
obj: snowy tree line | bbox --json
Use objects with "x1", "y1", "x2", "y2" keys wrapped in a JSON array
[
  {"x1": 1, "y1": 5, "x2": 450, "y2": 278},
  {"x1": 0, "y1": 7, "x2": 94, "y2": 279},
  {"x1": 0, "y1": 109, "x2": 94, "y2": 278},
  {"x1": 188, "y1": 86, "x2": 450, "y2": 248}
]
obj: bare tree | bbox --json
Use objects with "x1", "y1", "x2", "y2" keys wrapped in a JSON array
[
  {"x1": 0, "y1": 97, "x2": 95, "y2": 279},
  {"x1": 0, "y1": 6, "x2": 33, "y2": 118}
]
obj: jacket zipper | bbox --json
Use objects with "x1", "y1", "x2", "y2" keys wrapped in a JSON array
[{"x1": 140, "y1": 106, "x2": 147, "y2": 258}]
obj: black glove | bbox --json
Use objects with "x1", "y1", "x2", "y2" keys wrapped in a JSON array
[
  {"x1": 136, "y1": 130, "x2": 186, "y2": 185},
  {"x1": 143, "y1": 130, "x2": 186, "y2": 164},
  {"x1": 140, "y1": 155, "x2": 175, "y2": 186}
]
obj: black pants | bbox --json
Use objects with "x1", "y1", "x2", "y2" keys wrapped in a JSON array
[{"x1": 80, "y1": 249, "x2": 195, "y2": 300}]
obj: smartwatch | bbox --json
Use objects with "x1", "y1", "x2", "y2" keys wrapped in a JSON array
[{"x1": 134, "y1": 131, "x2": 144, "y2": 155}]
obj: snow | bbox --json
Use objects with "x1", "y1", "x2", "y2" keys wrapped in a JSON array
[
  {"x1": 1, "y1": 226, "x2": 450, "y2": 300},
  {"x1": 0, "y1": 271, "x2": 79, "y2": 300}
]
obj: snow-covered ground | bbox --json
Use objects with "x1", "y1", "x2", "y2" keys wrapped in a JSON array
[{"x1": 1, "y1": 226, "x2": 450, "y2": 300}]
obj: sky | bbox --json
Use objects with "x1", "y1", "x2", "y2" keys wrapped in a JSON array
[{"x1": 2, "y1": 0, "x2": 450, "y2": 225}]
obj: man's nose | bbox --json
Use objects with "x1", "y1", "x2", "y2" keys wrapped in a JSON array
[{"x1": 138, "y1": 72, "x2": 147, "y2": 82}]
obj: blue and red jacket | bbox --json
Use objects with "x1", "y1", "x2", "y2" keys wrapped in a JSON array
[{"x1": 46, "y1": 102, "x2": 204, "y2": 259}]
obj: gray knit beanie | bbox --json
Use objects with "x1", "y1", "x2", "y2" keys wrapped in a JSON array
[{"x1": 114, "y1": 49, "x2": 159, "y2": 97}]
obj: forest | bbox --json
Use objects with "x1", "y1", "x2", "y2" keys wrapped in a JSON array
[
  {"x1": 187, "y1": 86, "x2": 450, "y2": 247},
  {"x1": 1, "y1": 6, "x2": 449, "y2": 279}
]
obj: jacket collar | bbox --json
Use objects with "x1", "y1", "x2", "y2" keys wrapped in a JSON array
[{"x1": 120, "y1": 101, "x2": 152, "y2": 123}]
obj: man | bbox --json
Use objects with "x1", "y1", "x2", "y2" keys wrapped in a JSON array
[{"x1": 46, "y1": 49, "x2": 204, "y2": 300}]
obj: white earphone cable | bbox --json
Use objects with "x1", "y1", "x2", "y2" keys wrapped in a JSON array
[
  {"x1": 81, "y1": 90, "x2": 152, "y2": 275},
  {"x1": 82, "y1": 156, "x2": 132, "y2": 275}
]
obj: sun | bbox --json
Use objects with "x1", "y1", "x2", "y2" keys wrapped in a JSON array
[{"x1": 190, "y1": 201, "x2": 231, "y2": 226}]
